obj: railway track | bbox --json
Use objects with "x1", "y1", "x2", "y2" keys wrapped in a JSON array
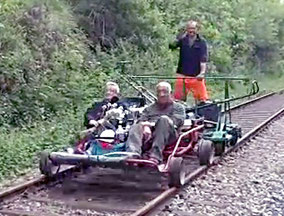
[{"x1": 0, "y1": 91, "x2": 284, "y2": 216}]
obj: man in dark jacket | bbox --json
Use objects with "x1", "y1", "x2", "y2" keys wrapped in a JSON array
[
  {"x1": 85, "y1": 81, "x2": 120, "y2": 129},
  {"x1": 126, "y1": 81, "x2": 185, "y2": 164},
  {"x1": 73, "y1": 82, "x2": 120, "y2": 154},
  {"x1": 170, "y1": 20, "x2": 209, "y2": 103}
]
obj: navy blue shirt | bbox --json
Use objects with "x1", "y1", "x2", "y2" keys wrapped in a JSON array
[{"x1": 171, "y1": 34, "x2": 208, "y2": 77}]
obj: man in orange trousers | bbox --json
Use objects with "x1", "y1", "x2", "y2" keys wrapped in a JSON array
[{"x1": 170, "y1": 20, "x2": 209, "y2": 103}]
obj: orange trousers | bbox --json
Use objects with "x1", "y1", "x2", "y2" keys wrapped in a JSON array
[{"x1": 174, "y1": 75, "x2": 209, "y2": 101}]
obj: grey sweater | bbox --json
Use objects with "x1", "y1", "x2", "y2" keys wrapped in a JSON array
[{"x1": 139, "y1": 101, "x2": 185, "y2": 128}]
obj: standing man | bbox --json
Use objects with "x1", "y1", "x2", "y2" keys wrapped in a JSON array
[
  {"x1": 170, "y1": 20, "x2": 209, "y2": 103},
  {"x1": 126, "y1": 81, "x2": 185, "y2": 164}
]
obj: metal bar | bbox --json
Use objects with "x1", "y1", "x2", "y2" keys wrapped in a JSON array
[
  {"x1": 117, "y1": 73, "x2": 156, "y2": 103},
  {"x1": 174, "y1": 139, "x2": 194, "y2": 157},
  {"x1": 130, "y1": 74, "x2": 258, "y2": 104},
  {"x1": 115, "y1": 63, "x2": 157, "y2": 103},
  {"x1": 131, "y1": 75, "x2": 249, "y2": 81},
  {"x1": 216, "y1": 80, "x2": 259, "y2": 104},
  {"x1": 164, "y1": 125, "x2": 204, "y2": 171}
]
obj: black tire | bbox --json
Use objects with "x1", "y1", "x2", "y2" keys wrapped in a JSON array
[
  {"x1": 229, "y1": 127, "x2": 241, "y2": 146},
  {"x1": 214, "y1": 141, "x2": 225, "y2": 156},
  {"x1": 39, "y1": 151, "x2": 54, "y2": 177},
  {"x1": 168, "y1": 157, "x2": 185, "y2": 188},
  {"x1": 230, "y1": 135, "x2": 238, "y2": 146},
  {"x1": 198, "y1": 139, "x2": 214, "y2": 165}
]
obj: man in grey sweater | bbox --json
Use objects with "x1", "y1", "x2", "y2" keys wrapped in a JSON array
[{"x1": 126, "y1": 81, "x2": 186, "y2": 164}]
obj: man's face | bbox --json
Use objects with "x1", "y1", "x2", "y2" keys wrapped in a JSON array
[
  {"x1": 105, "y1": 85, "x2": 118, "y2": 99},
  {"x1": 157, "y1": 85, "x2": 170, "y2": 105},
  {"x1": 186, "y1": 23, "x2": 197, "y2": 37}
]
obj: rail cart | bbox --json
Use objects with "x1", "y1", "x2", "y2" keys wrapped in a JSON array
[
  {"x1": 39, "y1": 62, "x2": 259, "y2": 187},
  {"x1": 40, "y1": 112, "x2": 206, "y2": 187}
]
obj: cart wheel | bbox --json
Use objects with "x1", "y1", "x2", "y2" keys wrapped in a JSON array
[
  {"x1": 168, "y1": 157, "x2": 185, "y2": 188},
  {"x1": 214, "y1": 141, "x2": 225, "y2": 156},
  {"x1": 198, "y1": 139, "x2": 214, "y2": 165},
  {"x1": 229, "y1": 128, "x2": 241, "y2": 146},
  {"x1": 230, "y1": 134, "x2": 238, "y2": 146},
  {"x1": 39, "y1": 151, "x2": 57, "y2": 178}
]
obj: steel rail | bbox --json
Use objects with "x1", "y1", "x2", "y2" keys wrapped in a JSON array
[
  {"x1": 131, "y1": 105, "x2": 284, "y2": 216},
  {"x1": 230, "y1": 91, "x2": 275, "y2": 110},
  {"x1": 0, "y1": 176, "x2": 45, "y2": 199},
  {"x1": 0, "y1": 166, "x2": 75, "y2": 200},
  {"x1": 0, "y1": 90, "x2": 282, "y2": 213},
  {"x1": 229, "y1": 87, "x2": 284, "y2": 111}
]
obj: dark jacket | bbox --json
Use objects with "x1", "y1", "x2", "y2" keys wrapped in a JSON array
[
  {"x1": 84, "y1": 96, "x2": 119, "y2": 128},
  {"x1": 170, "y1": 34, "x2": 208, "y2": 77}
]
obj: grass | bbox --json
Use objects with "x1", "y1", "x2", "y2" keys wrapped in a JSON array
[{"x1": 0, "y1": 111, "x2": 84, "y2": 181}]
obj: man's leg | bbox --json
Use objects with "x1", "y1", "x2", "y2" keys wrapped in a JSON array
[
  {"x1": 149, "y1": 116, "x2": 178, "y2": 162},
  {"x1": 190, "y1": 78, "x2": 209, "y2": 102},
  {"x1": 126, "y1": 123, "x2": 144, "y2": 155},
  {"x1": 174, "y1": 76, "x2": 188, "y2": 101}
]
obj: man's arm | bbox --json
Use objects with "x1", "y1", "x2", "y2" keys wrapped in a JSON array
[
  {"x1": 137, "y1": 105, "x2": 151, "y2": 122},
  {"x1": 197, "y1": 40, "x2": 208, "y2": 79},
  {"x1": 200, "y1": 62, "x2": 207, "y2": 76},
  {"x1": 169, "y1": 32, "x2": 185, "y2": 50},
  {"x1": 200, "y1": 40, "x2": 208, "y2": 74},
  {"x1": 169, "y1": 40, "x2": 180, "y2": 50},
  {"x1": 138, "y1": 104, "x2": 159, "y2": 127},
  {"x1": 84, "y1": 101, "x2": 105, "y2": 127},
  {"x1": 171, "y1": 103, "x2": 186, "y2": 128}
]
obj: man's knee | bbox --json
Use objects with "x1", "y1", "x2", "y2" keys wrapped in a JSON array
[
  {"x1": 129, "y1": 122, "x2": 143, "y2": 133},
  {"x1": 155, "y1": 116, "x2": 174, "y2": 130},
  {"x1": 157, "y1": 115, "x2": 171, "y2": 123}
]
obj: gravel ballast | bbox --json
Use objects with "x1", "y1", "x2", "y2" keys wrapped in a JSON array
[{"x1": 159, "y1": 116, "x2": 284, "y2": 216}]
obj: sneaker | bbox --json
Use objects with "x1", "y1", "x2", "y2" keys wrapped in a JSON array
[
  {"x1": 204, "y1": 100, "x2": 213, "y2": 104},
  {"x1": 148, "y1": 157, "x2": 160, "y2": 165},
  {"x1": 197, "y1": 100, "x2": 213, "y2": 106},
  {"x1": 130, "y1": 153, "x2": 141, "y2": 159},
  {"x1": 142, "y1": 152, "x2": 150, "y2": 160},
  {"x1": 67, "y1": 148, "x2": 74, "y2": 154}
]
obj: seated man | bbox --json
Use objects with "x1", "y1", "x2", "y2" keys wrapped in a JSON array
[
  {"x1": 126, "y1": 81, "x2": 186, "y2": 164},
  {"x1": 72, "y1": 82, "x2": 121, "y2": 154},
  {"x1": 85, "y1": 81, "x2": 120, "y2": 129}
]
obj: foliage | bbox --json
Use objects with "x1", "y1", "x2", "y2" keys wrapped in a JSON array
[
  {"x1": 1, "y1": 0, "x2": 284, "y2": 181},
  {"x1": 0, "y1": 0, "x2": 106, "y2": 127}
]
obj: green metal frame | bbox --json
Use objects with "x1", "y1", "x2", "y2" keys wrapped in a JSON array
[
  {"x1": 115, "y1": 61, "x2": 259, "y2": 149},
  {"x1": 115, "y1": 61, "x2": 259, "y2": 109}
]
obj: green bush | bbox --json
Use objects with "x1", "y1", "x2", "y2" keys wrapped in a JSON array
[
  {"x1": 1, "y1": 0, "x2": 284, "y2": 181},
  {"x1": 0, "y1": 0, "x2": 106, "y2": 127}
]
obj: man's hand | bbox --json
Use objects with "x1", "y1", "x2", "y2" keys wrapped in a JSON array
[
  {"x1": 89, "y1": 120, "x2": 99, "y2": 127},
  {"x1": 161, "y1": 115, "x2": 174, "y2": 125},
  {"x1": 104, "y1": 107, "x2": 124, "y2": 120},
  {"x1": 143, "y1": 125, "x2": 152, "y2": 143},
  {"x1": 89, "y1": 119, "x2": 105, "y2": 128},
  {"x1": 97, "y1": 119, "x2": 105, "y2": 125},
  {"x1": 141, "y1": 121, "x2": 155, "y2": 127},
  {"x1": 198, "y1": 62, "x2": 207, "y2": 81},
  {"x1": 196, "y1": 72, "x2": 205, "y2": 81}
]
